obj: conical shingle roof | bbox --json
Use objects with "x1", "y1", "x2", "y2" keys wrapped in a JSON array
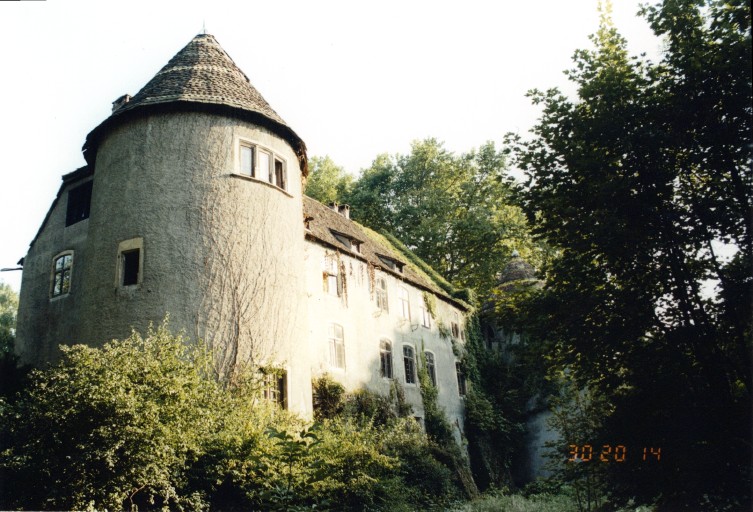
[
  {"x1": 115, "y1": 34, "x2": 286, "y2": 125},
  {"x1": 83, "y1": 34, "x2": 307, "y2": 175}
]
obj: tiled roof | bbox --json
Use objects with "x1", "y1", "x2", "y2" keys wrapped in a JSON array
[
  {"x1": 114, "y1": 34, "x2": 286, "y2": 125},
  {"x1": 303, "y1": 196, "x2": 467, "y2": 309},
  {"x1": 83, "y1": 34, "x2": 307, "y2": 175}
]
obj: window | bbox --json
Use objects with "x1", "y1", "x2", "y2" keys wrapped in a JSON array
[
  {"x1": 377, "y1": 254, "x2": 404, "y2": 273},
  {"x1": 240, "y1": 143, "x2": 254, "y2": 176},
  {"x1": 65, "y1": 181, "x2": 93, "y2": 227},
  {"x1": 419, "y1": 305, "x2": 431, "y2": 328},
  {"x1": 274, "y1": 158, "x2": 286, "y2": 190},
  {"x1": 261, "y1": 370, "x2": 287, "y2": 408},
  {"x1": 456, "y1": 362, "x2": 467, "y2": 396},
  {"x1": 375, "y1": 277, "x2": 389, "y2": 312},
  {"x1": 328, "y1": 323, "x2": 345, "y2": 369},
  {"x1": 331, "y1": 230, "x2": 362, "y2": 254},
  {"x1": 51, "y1": 252, "x2": 73, "y2": 297},
  {"x1": 452, "y1": 311, "x2": 462, "y2": 339},
  {"x1": 257, "y1": 149, "x2": 271, "y2": 182},
  {"x1": 380, "y1": 339, "x2": 393, "y2": 378},
  {"x1": 323, "y1": 256, "x2": 341, "y2": 297},
  {"x1": 238, "y1": 141, "x2": 286, "y2": 191},
  {"x1": 122, "y1": 250, "x2": 139, "y2": 285},
  {"x1": 425, "y1": 351, "x2": 437, "y2": 387},
  {"x1": 117, "y1": 238, "x2": 143, "y2": 287},
  {"x1": 403, "y1": 345, "x2": 416, "y2": 384},
  {"x1": 398, "y1": 286, "x2": 410, "y2": 320}
]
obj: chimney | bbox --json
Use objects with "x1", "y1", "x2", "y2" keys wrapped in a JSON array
[
  {"x1": 112, "y1": 94, "x2": 132, "y2": 112},
  {"x1": 338, "y1": 204, "x2": 350, "y2": 219}
]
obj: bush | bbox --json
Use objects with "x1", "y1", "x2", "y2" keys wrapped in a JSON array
[
  {"x1": 1, "y1": 323, "x2": 475, "y2": 511},
  {"x1": 0, "y1": 321, "x2": 223, "y2": 511}
]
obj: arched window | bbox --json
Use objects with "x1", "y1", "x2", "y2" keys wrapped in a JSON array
[
  {"x1": 403, "y1": 345, "x2": 416, "y2": 384},
  {"x1": 380, "y1": 339, "x2": 393, "y2": 378}
]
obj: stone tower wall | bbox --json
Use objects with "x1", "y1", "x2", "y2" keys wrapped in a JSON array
[{"x1": 70, "y1": 110, "x2": 311, "y2": 411}]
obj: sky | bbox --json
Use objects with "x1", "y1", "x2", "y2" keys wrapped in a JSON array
[{"x1": 0, "y1": 0, "x2": 662, "y2": 292}]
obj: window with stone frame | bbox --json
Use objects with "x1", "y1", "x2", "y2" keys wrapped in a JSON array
[
  {"x1": 51, "y1": 252, "x2": 73, "y2": 297},
  {"x1": 261, "y1": 369, "x2": 287, "y2": 408},
  {"x1": 398, "y1": 286, "x2": 410, "y2": 320},
  {"x1": 238, "y1": 140, "x2": 287, "y2": 191},
  {"x1": 425, "y1": 351, "x2": 437, "y2": 387},
  {"x1": 403, "y1": 344, "x2": 416, "y2": 384},
  {"x1": 419, "y1": 305, "x2": 431, "y2": 328},
  {"x1": 328, "y1": 323, "x2": 345, "y2": 369},
  {"x1": 380, "y1": 339, "x2": 393, "y2": 378},
  {"x1": 117, "y1": 238, "x2": 143, "y2": 287},
  {"x1": 322, "y1": 255, "x2": 341, "y2": 297},
  {"x1": 375, "y1": 277, "x2": 389, "y2": 312},
  {"x1": 456, "y1": 362, "x2": 467, "y2": 396}
]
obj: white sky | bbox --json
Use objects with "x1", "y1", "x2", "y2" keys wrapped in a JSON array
[{"x1": 0, "y1": 0, "x2": 661, "y2": 292}]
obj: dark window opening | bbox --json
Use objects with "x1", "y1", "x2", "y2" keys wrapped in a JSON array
[
  {"x1": 275, "y1": 158, "x2": 286, "y2": 190},
  {"x1": 456, "y1": 362, "x2": 467, "y2": 396},
  {"x1": 122, "y1": 249, "x2": 140, "y2": 286},
  {"x1": 380, "y1": 339, "x2": 393, "y2": 378},
  {"x1": 403, "y1": 345, "x2": 416, "y2": 384},
  {"x1": 425, "y1": 352, "x2": 437, "y2": 387},
  {"x1": 65, "y1": 181, "x2": 93, "y2": 227}
]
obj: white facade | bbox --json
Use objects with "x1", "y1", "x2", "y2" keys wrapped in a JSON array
[{"x1": 303, "y1": 236, "x2": 468, "y2": 432}]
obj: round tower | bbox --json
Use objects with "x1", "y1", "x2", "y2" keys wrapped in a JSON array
[{"x1": 72, "y1": 35, "x2": 310, "y2": 401}]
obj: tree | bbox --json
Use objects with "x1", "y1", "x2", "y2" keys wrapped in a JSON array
[
  {"x1": 0, "y1": 322, "x2": 228, "y2": 511},
  {"x1": 0, "y1": 283, "x2": 25, "y2": 398},
  {"x1": 346, "y1": 139, "x2": 541, "y2": 297},
  {"x1": 304, "y1": 155, "x2": 354, "y2": 205},
  {"x1": 0, "y1": 283, "x2": 17, "y2": 356},
  {"x1": 508, "y1": 0, "x2": 751, "y2": 508}
]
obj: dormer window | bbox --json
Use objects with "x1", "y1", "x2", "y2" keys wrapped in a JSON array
[
  {"x1": 331, "y1": 230, "x2": 362, "y2": 254},
  {"x1": 377, "y1": 254, "x2": 404, "y2": 273}
]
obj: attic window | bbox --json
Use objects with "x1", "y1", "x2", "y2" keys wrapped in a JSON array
[
  {"x1": 331, "y1": 230, "x2": 362, "y2": 253},
  {"x1": 65, "y1": 181, "x2": 93, "y2": 227},
  {"x1": 377, "y1": 254, "x2": 404, "y2": 273}
]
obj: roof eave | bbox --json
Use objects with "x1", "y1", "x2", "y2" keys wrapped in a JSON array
[{"x1": 82, "y1": 100, "x2": 308, "y2": 176}]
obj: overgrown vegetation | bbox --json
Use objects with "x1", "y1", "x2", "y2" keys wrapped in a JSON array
[
  {"x1": 0, "y1": 328, "x2": 473, "y2": 511},
  {"x1": 503, "y1": 0, "x2": 752, "y2": 509}
]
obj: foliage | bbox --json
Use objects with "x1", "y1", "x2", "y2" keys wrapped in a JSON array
[
  {"x1": 304, "y1": 155, "x2": 354, "y2": 205},
  {"x1": 0, "y1": 283, "x2": 17, "y2": 356},
  {"x1": 0, "y1": 283, "x2": 27, "y2": 399},
  {"x1": 0, "y1": 325, "x2": 473, "y2": 511},
  {"x1": 457, "y1": 489, "x2": 580, "y2": 512},
  {"x1": 417, "y1": 345, "x2": 479, "y2": 500},
  {"x1": 345, "y1": 139, "x2": 542, "y2": 297},
  {"x1": 461, "y1": 314, "x2": 546, "y2": 491},
  {"x1": 0, "y1": 321, "x2": 224, "y2": 511},
  {"x1": 544, "y1": 375, "x2": 613, "y2": 512},
  {"x1": 507, "y1": 0, "x2": 752, "y2": 508},
  {"x1": 312, "y1": 374, "x2": 346, "y2": 421}
]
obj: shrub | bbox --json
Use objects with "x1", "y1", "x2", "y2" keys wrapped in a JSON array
[{"x1": 0, "y1": 321, "x2": 224, "y2": 511}]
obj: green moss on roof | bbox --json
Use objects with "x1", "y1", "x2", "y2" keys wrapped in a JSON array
[{"x1": 360, "y1": 227, "x2": 471, "y2": 309}]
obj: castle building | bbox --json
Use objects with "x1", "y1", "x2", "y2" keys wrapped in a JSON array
[{"x1": 15, "y1": 34, "x2": 470, "y2": 429}]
